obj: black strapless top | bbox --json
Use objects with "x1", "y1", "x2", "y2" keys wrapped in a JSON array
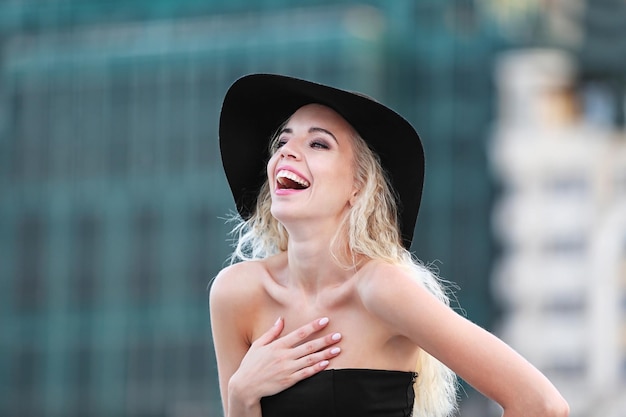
[{"x1": 261, "y1": 368, "x2": 417, "y2": 417}]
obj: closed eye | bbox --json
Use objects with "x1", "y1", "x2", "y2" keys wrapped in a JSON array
[
  {"x1": 272, "y1": 138, "x2": 288, "y2": 152},
  {"x1": 310, "y1": 140, "x2": 330, "y2": 150}
]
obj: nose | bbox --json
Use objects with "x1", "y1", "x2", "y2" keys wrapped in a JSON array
[{"x1": 279, "y1": 140, "x2": 301, "y2": 160}]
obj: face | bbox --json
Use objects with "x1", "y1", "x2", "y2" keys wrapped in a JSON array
[{"x1": 266, "y1": 104, "x2": 358, "y2": 228}]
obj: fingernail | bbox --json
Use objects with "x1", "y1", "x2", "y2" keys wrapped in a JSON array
[
  {"x1": 319, "y1": 360, "x2": 329, "y2": 368},
  {"x1": 318, "y1": 317, "x2": 329, "y2": 326},
  {"x1": 331, "y1": 333, "x2": 342, "y2": 341},
  {"x1": 330, "y1": 347, "x2": 341, "y2": 355},
  {"x1": 274, "y1": 317, "x2": 282, "y2": 326}
]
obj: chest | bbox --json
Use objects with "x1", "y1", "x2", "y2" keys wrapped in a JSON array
[
  {"x1": 280, "y1": 302, "x2": 378, "y2": 345},
  {"x1": 251, "y1": 287, "x2": 417, "y2": 369},
  {"x1": 265, "y1": 282, "x2": 377, "y2": 337}
]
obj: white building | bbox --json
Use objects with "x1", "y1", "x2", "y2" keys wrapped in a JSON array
[{"x1": 489, "y1": 49, "x2": 626, "y2": 417}]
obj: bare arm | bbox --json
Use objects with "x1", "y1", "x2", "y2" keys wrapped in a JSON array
[
  {"x1": 360, "y1": 263, "x2": 569, "y2": 417},
  {"x1": 209, "y1": 264, "x2": 342, "y2": 417}
]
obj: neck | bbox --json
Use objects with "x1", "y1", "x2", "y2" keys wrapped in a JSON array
[{"x1": 284, "y1": 232, "x2": 358, "y2": 293}]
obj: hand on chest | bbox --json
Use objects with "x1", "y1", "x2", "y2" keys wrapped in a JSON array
[{"x1": 271, "y1": 302, "x2": 412, "y2": 369}]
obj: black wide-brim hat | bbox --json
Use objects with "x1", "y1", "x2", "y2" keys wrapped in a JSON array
[{"x1": 219, "y1": 74, "x2": 424, "y2": 249}]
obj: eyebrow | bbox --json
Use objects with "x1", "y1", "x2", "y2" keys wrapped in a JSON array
[{"x1": 279, "y1": 127, "x2": 338, "y2": 143}]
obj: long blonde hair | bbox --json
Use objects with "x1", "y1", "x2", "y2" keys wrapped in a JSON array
[{"x1": 228, "y1": 120, "x2": 458, "y2": 417}]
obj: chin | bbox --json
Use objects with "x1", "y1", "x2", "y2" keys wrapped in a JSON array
[
  {"x1": 270, "y1": 205, "x2": 298, "y2": 223},
  {"x1": 270, "y1": 205, "x2": 322, "y2": 230}
]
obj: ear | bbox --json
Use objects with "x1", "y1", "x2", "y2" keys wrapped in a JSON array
[{"x1": 349, "y1": 189, "x2": 360, "y2": 207}]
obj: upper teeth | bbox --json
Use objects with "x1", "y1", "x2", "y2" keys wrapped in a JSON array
[{"x1": 277, "y1": 170, "x2": 310, "y2": 187}]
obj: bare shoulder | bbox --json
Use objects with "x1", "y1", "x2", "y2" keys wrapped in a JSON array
[
  {"x1": 357, "y1": 260, "x2": 421, "y2": 300},
  {"x1": 209, "y1": 261, "x2": 267, "y2": 313},
  {"x1": 356, "y1": 260, "x2": 442, "y2": 321}
]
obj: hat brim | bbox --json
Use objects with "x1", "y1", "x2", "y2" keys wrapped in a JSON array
[{"x1": 219, "y1": 74, "x2": 424, "y2": 249}]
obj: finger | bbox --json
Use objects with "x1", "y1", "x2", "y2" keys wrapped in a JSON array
[
  {"x1": 290, "y1": 356, "x2": 334, "y2": 382},
  {"x1": 253, "y1": 316, "x2": 285, "y2": 346},
  {"x1": 293, "y1": 331, "x2": 342, "y2": 359},
  {"x1": 280, "y1": 317, "x2": 330, "y2": 348},
  {"x1": 294, "y1": 345, "x2": 342, "y2": 370}
]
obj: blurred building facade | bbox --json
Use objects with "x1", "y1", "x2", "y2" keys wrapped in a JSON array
[
  {"x1": 487, "y1": 1, "x2": 626, "y2": 416},
  {"x1": 489, "y1": 47, "x2": 626, "y2": 417},
  {"x1": 0, "y1": 1, "x2": 498, "y2": 416}
]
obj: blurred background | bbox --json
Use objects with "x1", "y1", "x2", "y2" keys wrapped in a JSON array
[{"x1": 0, "y1": 0, "x2": 625, "y2": 416}]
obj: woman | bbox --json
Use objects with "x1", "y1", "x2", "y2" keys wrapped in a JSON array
[{"x1": 210, "y1": 74, "x2": 569, "y2": 417}]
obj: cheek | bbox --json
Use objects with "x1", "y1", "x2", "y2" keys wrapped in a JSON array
[
  {"x1": 266, "y1": 155, "x2": 278, "y2": 181},
  {"x1": 320, "y1": 164, "x2": 356, "y2": 196}
]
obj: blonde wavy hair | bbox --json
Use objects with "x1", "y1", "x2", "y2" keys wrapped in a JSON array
[{"x1": 228, "y1": 119, "x2": 458, "y2": 417}]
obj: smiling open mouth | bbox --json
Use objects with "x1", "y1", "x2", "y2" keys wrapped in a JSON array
[{"x1": 276, "y1": 169, "x2": 310, "y2": 190}]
